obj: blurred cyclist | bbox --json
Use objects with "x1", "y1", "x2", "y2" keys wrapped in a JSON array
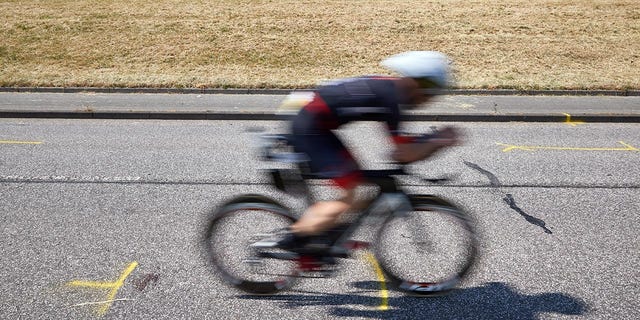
[{"x1": 263, "y1": 51, "x2": 460, "y2": 254}]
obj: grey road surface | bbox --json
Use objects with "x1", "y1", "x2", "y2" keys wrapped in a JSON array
[{"x1": 1, "y1": 118, "x2": 639, "y2": 319}]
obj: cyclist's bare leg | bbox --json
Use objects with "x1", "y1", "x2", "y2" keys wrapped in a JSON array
[{"x1": 290, "y1": 187, "x2": 356, "y2": 236}]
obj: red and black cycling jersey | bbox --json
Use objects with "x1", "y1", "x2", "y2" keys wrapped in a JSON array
[{"x1": 300, "y1": 76, "x2": 413, "y2": 145}]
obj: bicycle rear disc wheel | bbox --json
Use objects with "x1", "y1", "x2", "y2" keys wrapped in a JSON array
[
  {"x1": 374, "y1": 201, "x2": 476, "y2": 295},
  {"x1": 204, "y1": 199, "x2": 298, "y2": 294}
]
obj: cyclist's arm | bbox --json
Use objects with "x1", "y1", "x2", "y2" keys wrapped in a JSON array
[
  {"x1": 391, "y1": 127, "x2": 459, "y2": 163},
  {"x1": 392, "y1": 141, "x2": 445, "y2": 163},
  {"x1": 383, "y1": 91, "x2": 459, "y2": 163}
]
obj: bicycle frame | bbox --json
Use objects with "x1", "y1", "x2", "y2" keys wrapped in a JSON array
[{"x1": 271, "y1": 162, "x2": 417, "y2": 257}]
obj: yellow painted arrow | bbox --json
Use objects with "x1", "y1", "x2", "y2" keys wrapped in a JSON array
[{"x1": 497, "y1": 141, "x2": 638, "y2": 153}]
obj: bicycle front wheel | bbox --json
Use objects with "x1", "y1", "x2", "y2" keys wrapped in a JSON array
[
  {"x1": 204, "y1": 196, "x2": 298, "y2": 294},
  {"x1": 374, "y1": 197, "x2": 477, "y2": 295}
]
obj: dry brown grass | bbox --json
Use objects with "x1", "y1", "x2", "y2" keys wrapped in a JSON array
[{"x1": 1, "y1": 0, "x2": 638, "y2": 89}]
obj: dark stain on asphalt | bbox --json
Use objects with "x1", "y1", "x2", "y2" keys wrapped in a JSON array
[
  {"x1": 503, "y1": 194, "x2": 553, "y2": 234},
  {"x1": 464, "y1": 160, "x2": 552, "y2": 235},
  {"x1": 133, "y1": 273, "x2": 159, "y2": 291},
  {"x1": 463, "y1": 160, "x2": 501, "y2": 187}
]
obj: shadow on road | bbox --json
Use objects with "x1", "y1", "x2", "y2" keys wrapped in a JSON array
[{"x1": 239, "y1": 281, "x2": 588, "y2": 319}]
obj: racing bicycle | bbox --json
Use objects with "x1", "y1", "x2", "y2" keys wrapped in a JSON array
[{"x1": 203, "y1": 132, "x2": 477, "y2": 295}]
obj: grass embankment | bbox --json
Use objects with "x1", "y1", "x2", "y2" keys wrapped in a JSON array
[{"x1": 1, "y1": 0, "x2": 638, "y2": 90}]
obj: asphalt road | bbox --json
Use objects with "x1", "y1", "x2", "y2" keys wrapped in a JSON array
[{"x1": 1, "y1": 117, "x2": 638, "y2": 319}]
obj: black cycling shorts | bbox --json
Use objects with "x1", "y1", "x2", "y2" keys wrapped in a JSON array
[{"x1": 291, "y1": 95, "x2": 362, "y2": 189}]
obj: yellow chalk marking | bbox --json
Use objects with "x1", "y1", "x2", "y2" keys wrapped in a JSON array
[
  {"x1": 497, "y1": 141, "x2": 639, "y2": 153},
  {"x1": 364, "y1": 252, "x2": 389, "y2": 311},
  {"x1": 563, "y1": 113, "x2": 585, "y2": 126},
  {"x1": 67, "y1": 261, "x2": 138, "y2": 316},
  {"x1": 0, "y1": 140, "x2": 42, "y2": 144}
]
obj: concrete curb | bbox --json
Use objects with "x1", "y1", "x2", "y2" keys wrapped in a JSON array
[
  {"x1": 1, "y1": 110, "x2": 638, "y2": 122},
  {"x1": 2, "y1": 86, "x2": 640, "y2": 96}
]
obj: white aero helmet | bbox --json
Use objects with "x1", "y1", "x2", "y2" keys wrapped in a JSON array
[{"x1": 381, "y1": 51, "x2": 451, "y2": 90}]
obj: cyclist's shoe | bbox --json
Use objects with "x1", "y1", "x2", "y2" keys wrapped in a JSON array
[
  {"x1": 250, "y1": 228, "x2": 294, "y2": 249},
  {"x1": 296, "y1": 235, "x2": 333, "y2": 254},
  {"x1": 252, "y1": 229, "x2": 332, "y2": 255},
  {"x1": 252, "y1": 230, "x2": 341, "y2": 276}
]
